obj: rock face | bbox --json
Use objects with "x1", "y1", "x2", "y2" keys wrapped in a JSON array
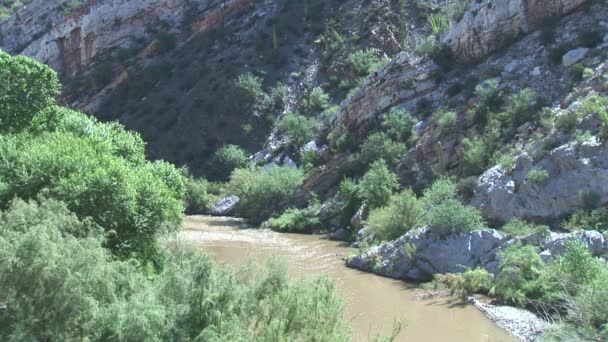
[
  {"x1": 444, "y1": 0, "x2": 589, "y2": 62},
  {"x1": 347, "y1": 227, "x2": 508, "y2": 281},
  {"x1": 472, "y1": 139, "x2": 608, "y2": 225},
  {"x1": 562, "y1": 47, "x2": 589, "y2": 67},
  {"x1": 0, "y1": 0, "x2": 250, "y2": 77},
  {"x1": 212, "y1": 196, "x2": 240, "y2": 216},
  {"x1": 348, "y1": 227, "x2": 608, "y2": 281}
]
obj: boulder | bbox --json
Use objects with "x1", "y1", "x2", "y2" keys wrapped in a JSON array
[
  {"x1": 212, "y1": 196, "x2": 240, "y2": 216},
  {"x1": 472, "y1": 139, "x2": 608, "y2": 224},
  {"x1": 542, "y1": 230, "x2": 607, "y2": 258},
  {"x1": 347, "y1": 227, "x2": 508, "y2": 281},
  {"x1": 562, "y1": 48, "x2": 589, "y2": 67},
  {"x1": 329, "y1": 228, "x2": 349, "y2": 241},
  {"x1": 350, "y1": 205, "x2": 368, "y2": 230}
]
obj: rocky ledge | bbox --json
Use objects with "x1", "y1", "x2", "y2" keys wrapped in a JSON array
[{"x1": 347, "y1": 226, "x2": 607, "y2": 282}]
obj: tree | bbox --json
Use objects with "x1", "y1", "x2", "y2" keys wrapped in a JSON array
[
  {"x1": 0, "y1": 50, "x2": 61, "y2": 133},
  {"x1": 358, "y1": 160, "x2": 399, "y2": 209},
  {"x1": 211, "y1": 144, "x2": 249, "y2": 181},
  {"x1": 276, "y1": 112, "x2": 317, "y2": 146}
]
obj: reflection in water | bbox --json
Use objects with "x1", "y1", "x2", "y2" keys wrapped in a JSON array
[{"x1": 180, "y1": 216, "x2": 514, "y2": 342}]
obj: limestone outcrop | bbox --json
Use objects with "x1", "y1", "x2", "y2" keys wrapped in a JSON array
[
  {"x1": 443, "y1": 0, "x2": 589, "y2": 62},
  {"x1": 472, "y1": 138, "x2": 608, "y2": 225},
  {"x1": 347, "y1": 226, "x2": 608, "y2": 281},
  {"x1": 0, "y1": 0, "x2": 251, "y2": 77}
]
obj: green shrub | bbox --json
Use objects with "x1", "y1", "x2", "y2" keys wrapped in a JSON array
[
  {"x1": 432, "y1": 268, "x2": 495, "y2": 300},
  {"x1": 381, "y1": 108, "x2": 416, "y2": 142},
  {"x1": 227, "y1": 166, "x2": 305, "y2": 224},
  {"x1": 491, "y1": 244, "x2": 546, "y2": 305},
  {"x1": 366, "y1": 190, "x2": 421, "y2": 241},
  {"x1": 0, "y1": 50, "x2": 61, "y2": 133},
  {"x1": 527, "y1": 169, "x2": 550, "y2": 184},
  {"x1": 358, "y1": 160, "x2": 399, "y2": 209},
  {"x1": 503, "y1": 88, "x2": 537, "y2": 128},
  {"x1": 460, "y1": 137, "x2": 488, "y2": 176},
  {"x1": 263, "y1": 207, "x2": 321, "y2": 233},
  {"x1": 423, "y1": 199, "x2": 485, "y2": 236},
  {"x1": 235, "y1": 73, "x2": 264, "y2": 106},
  {"x1": 184, "y1": 178, "x2": 219, "y2": 214},
  {"x1": 0, "y1": 200, "x2": 351, "y2": 341},
  {"x1": 435, "y1": 110, "x2": 457, "y2": 135},
  {"x1": 563, "y1": 207, "x2": 608, "y2": 233},
  {"x1": 473, "y1": 79, "x2": 502, "y2": 126},
  {"x1": 277, "y1": 112, "x2": 317, "y2": 146},
  {"x1": 427, "y1": 13, "x2": 449, "y2": 36},
  {"x1": 358, "y1": 132, "x2": 407, "y2": 167},
  {"x1": 421, "y1": 177, "x2": 458, "y2": 208},
  {"x1": 500, "y1": 218, "x2": 549, "y2": 237},
  {"x1": 309, "y1": 86, "x2": 330, "y2": 112},
  {"x1": 210, "y1": 144, "x2": 249, "y2": 181},
  {"x1": 415, "y1": 35, "x2": 440, "y2": 56},
  {"x1": 555, "y1": 110, "x2": 578, "y2": 132},
  {"x1": 347, "y1": 49, "x2": 389, "y2": 77}
]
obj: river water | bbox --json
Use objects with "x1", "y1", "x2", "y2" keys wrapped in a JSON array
[{"x1": 181, "y1": 216, "x2": 515, "y2": 342}]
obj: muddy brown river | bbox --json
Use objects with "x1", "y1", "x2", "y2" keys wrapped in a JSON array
[{"x1": 181, "y1": 216, "x2": 515, "y2": 341}]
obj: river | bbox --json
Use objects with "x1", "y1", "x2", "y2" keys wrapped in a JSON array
[{"x1": 181, "y1": 216, "x2": 515, "y2": 341}]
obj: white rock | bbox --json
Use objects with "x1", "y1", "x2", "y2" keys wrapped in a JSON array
[
  {"x1": 604, "y1": 33, "x2": 608, "y2": 43},
  {"x1": 531, "y1": 66, "x2": 541, "y2": 76},
  {"x1": 562, "y1": 48, "x2": 590, "y2": 67}
]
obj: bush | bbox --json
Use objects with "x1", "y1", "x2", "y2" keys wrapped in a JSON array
[
  {"x1": 563, "y1": 207, "x2": 608, "y2": 233},
  {"x1": 235, "y1": 73, "x2": 264, "y2": 106},
  {"x1": 309, "y1": 86, "x2": 330, "y2": 112},
  {"x1": 0, "y1": 200, "x2": 351, "y2": 341},
  {"x1": 277, "y1": 112, "x2": 317, "y2": 146},
  {"x1": 365, "y1": 190, "x2": 420, "y2": 241},
  {"x1": 423, "y1": 199, "x2": 485, "y2": 236},
  {"x1": 210, "y1": 144, "x2": 249, "y2": 181},
  {"x1": 358, "y1": 160, "x2": 399, "y2": 209},
  {"x1": 427, "y1": 13, "x2": 449, "y2": 36},
  {"x1": 491, "y1": 244, "x2": 546, "y2": 305},
  {"x1": 347, "y1": 49, "x2": 389, "y2": 77},
  {"x1": 503, "y1": 88, "x2": 537, "y2": 128},
  {"x1": 381, "y1": 108, "x2": 416, "y2": 142},
  {"x1": 435, "y1": 110, "x2": 457, "y2": 135},
  {"x1": 473, "y1": 79, "x2": 502, "y2": 126},
  {"x1": 460, "y1": 137, "x2": 488, "y2": 177},
  {"x1": 358, "y1": 132, "x2": 407, "y2": 167},
  {"x1": 227, "y1": 166, "x2": 305, "y2": 224},
  {"x1": 421, "y1": 177, "x2": 458, "y2": 208},
  {"x1": 0, "y1": 50, "x2": 61, "y2": 133},
  {"x1": 263, "y1": 207, "x2": 321, "y2": 233},
  {"x1": 527, "y1": 169, "x2": 550, "y2": 183},
  {"x1": 433, "y1": 269, "x2": 495, "y2": 300},
  {"x1": 184, "y1": 178, "x2": 219, "y2": 214},
  {"x1": 500, "y1": 218, "x2": 549, "y2": 237}
]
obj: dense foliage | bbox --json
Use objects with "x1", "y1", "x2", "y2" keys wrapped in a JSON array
[
  {"x1": 0, "y1": 51, "x2": 352, "y2": 341},
  {"x1": 227, "y1": 166, "x2": 305, "y2": 224},
  {"x1": 0, "y1": 200, "x2": 351, "y2": 341}
]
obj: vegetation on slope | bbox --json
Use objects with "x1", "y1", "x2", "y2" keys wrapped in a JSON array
[{"x1": 0, "y1": 50, "x2": 351, "y2": 341}]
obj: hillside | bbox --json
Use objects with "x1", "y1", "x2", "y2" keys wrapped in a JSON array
[{"x1": 2, "y1": 0, "x2": 608, "y2": 340}]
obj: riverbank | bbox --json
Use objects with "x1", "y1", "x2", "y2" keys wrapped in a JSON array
[{"x1": 182, "y1": 215, "x2": 515, "y2": 341}]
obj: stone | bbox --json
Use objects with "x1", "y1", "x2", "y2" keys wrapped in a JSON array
[
  {"x1": 212, "y1": 196, "x2": 240, "y2": 216},
  {"x1": 443, "y1": 0, "x2": 589, "y2": 62},
  {"x1": 503, "y1": 61, "x2": 519, "y2": 73},
  {"x1": 472, "y1": 139, "x2": 608, "y2": 224},
  {"x1": 350, "y1": 205, "x2": 368, "y2": 230},
  {"x1": 282, "y1": 156, "x2": 298, "y2": 169},
  {"x1": 562, "y1": 48, "x2": 589, "y2": 67},
  {"x1": 603, "y1": 33, "x2": 608, "y2": 43},
  {"x1": 531, "y1": 66, "x2": 541, "y2": 76},
  {"x1": 329, "y1": 228, "x2": 349, "y2": 241},
  {"x1": 346, "y1": 227, "x2": 508, "y2": 281},
  {"x1": 543, "y1": 230, "x2": 607, "y2": 258}
]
